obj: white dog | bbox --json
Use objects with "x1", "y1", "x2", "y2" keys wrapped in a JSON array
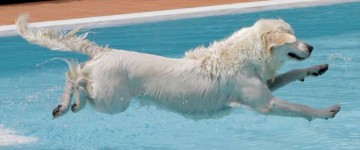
[{"x1": 16, "y1": 14, "x2": 340, "y2": 121}]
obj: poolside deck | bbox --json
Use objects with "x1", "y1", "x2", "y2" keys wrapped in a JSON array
[{"x1": 0, "y1": 0, "x2": 257, "y2": 26}]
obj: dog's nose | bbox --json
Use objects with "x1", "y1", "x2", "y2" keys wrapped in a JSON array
[{"x1": 306, "y1": 44, "x2": 313, "y2": 53}]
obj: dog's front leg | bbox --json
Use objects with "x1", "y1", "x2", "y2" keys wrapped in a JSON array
[
  {"x1": 52, "y1": 76, "x2": 74, "y2": 118},
  {"x1": 240, "y1": 78, "x2": 340, "y2": 121},
  {"x1": 267, "y1": 64, "x2": 328, "y2": 91},
  {"x1": 267, "y1": 97, "x2": 340, "y2": 121}
]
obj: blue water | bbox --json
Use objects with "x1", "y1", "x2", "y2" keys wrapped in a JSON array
[{"x1": 1, "y1": 2, "x2": 360, "y2": 149}]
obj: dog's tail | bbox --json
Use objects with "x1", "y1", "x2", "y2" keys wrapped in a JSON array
[{"x1": 16, "y1": 14, "x2": 109, "y2": 58}]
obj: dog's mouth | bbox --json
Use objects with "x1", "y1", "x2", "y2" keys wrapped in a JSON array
[{"x1": 288, "y1": 53, "x2": 306, "y2": 61}]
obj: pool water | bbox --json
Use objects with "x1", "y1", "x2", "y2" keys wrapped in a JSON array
[{"x1": 1, "y1": 2, "x2": 359, "y2": 149}]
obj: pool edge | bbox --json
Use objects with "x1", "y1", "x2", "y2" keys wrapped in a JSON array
[{"x1": 0, "y1": 0, "x2": 358, "y2": 37}]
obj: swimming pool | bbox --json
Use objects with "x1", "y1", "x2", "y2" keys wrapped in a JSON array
[{"x1": 1, "y1": 2, "x2": 359, "y2": 149}]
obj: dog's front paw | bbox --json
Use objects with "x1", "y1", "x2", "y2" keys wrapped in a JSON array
[
  {"x1": 322, "y1": 104, "x2": 341, "y2": 120},
  {"x1": 325, "y1": 104, "x2": 341, "y2": 119},
  {"x1": 307, "y1": 64, "x2": 329, "y2": 77}
]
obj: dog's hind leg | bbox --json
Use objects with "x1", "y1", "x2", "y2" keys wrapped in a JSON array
[
  {"x1": 71, "y1": 87, "x2": 86, "y2": 113},
  {"x1": 71, "y1": 77, "x2": 89, "y2": 112},
  {"x1": 267, "y1": 64, "x2": 329, "y2": 91},
  {"x1": 52, "y1": 72, "x2": 74, "y2": 118}
]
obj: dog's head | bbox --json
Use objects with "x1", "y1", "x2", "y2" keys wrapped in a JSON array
[{"x1": 255, "y1": 19, "x2": 313, "y2": 62}]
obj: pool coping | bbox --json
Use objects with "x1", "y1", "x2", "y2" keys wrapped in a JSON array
[{"x1": 0, "y1": 0, "x2": 358, "y2": 37}]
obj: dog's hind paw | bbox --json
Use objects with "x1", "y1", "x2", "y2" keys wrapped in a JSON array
[
  {"x1": 71, "y1": 103, "x2": 79, "y2": 112},
  {"x1": 52, "y1": 105, "x2": 62, "y2": 118},
  {"x1": 71, "y1": 102, "x2": 85, "y2": 113},
  {"x1": 52, "y1": 104, "x2": 69, "y2": 118}
]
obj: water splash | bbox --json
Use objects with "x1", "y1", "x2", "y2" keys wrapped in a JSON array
[
  {"x1": 0, "y1": 125, "x2": 37, "y2": 147},
  {"x1": 327, "y1": 54, "x2": 352, "y2": 62},
  {"x1": 35, "y1": 57, "x2": 77, "y2": 68}
]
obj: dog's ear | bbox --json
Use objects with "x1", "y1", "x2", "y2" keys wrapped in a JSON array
[{"x1": 262, "y1": 31, "x2": 296, "y2": 52}]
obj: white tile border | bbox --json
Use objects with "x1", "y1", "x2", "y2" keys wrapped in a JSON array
[{"x1": 0, "y1": 0, "x2": 358, "y2": 36}]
